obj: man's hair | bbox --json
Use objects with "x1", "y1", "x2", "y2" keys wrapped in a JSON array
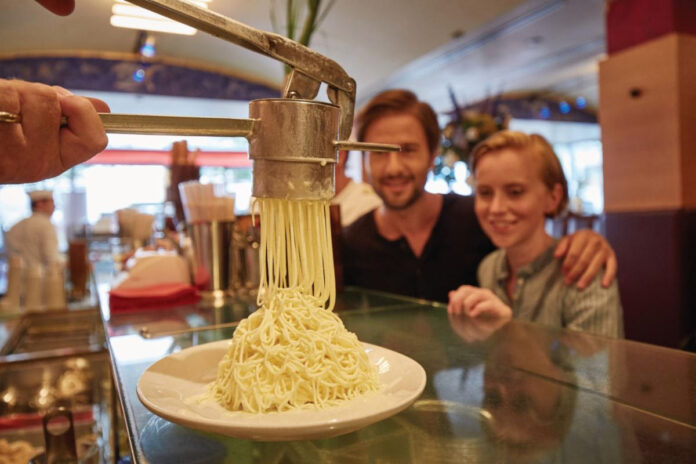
[
  {"x1": 471, "y1": 130, "x2": 568, "y2": 217},
  {"x1": 356, "y1": 89, "x2": 440, "y2": 155}
]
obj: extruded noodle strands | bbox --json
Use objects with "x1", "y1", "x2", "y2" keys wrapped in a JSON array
[{"x1": 211, "y1": 199, "x2": 380, "y2": 413}]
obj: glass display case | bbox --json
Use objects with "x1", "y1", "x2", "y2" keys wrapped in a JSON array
[
  {"x1": 102, "y1": 288, "x2": 696, "y2": 463},
  {"x1": 0, "y1": 300, "x2": 120, "y2": 462}
]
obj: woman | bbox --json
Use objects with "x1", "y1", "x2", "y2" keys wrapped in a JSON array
[{"x1": 448, "y1": 131, "x2": 623, "y2": 338}]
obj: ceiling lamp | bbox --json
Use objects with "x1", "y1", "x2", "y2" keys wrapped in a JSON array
[{"x1": 110, "y1": 0, "x2": 212, "y2": 36}]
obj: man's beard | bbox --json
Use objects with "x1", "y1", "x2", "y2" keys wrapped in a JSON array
[{"x1": 377, "y1": 176, "x2": 424, "y2": 211}]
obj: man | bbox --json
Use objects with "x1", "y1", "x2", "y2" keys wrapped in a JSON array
[
  {"x1": 342, "y1": 90, "x2": 617, "y2": 302},
  {"x1": 5, "y1": 190, "x2": 60, "y2": 270},
  {"x1": 0, "y1": 0, "x2": 109, "y2": 184},
  {"x1": 332, "y1": 150, "x2": 383, "y2": 226}
]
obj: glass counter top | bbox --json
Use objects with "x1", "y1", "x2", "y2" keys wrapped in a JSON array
[{"x1": 102, "y1": 287, "x2": 696, "y2": 463}]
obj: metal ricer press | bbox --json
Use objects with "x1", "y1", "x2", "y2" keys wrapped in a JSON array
[{"x1": 88, "y1": 0, "x2": 399, "y2": 200}]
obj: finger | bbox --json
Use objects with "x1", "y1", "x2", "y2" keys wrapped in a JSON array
[
  {"x1": 463, "y1": 290, "x2": 489, "y2": 314},
  {"x1": 447, "y1": 302, "x2": 457, "y2": 315},
  {"x1": 86, "y1": 97, "x2": 110, "y2": 113},
  {"x1": 0, "y1": 79, "x2": 21, "y2": 114},
  {"x1": 18, "y1": 82, "x2": 62, "y2": 179},
  {"x1": 452, "y1": 297, "x2": 467, "y2": 315},
  {"x1": 562, "y1": 233, "x2": 599, "y2": 284},
  {"x1": 448, "y1": 285, "x2": 474, "y2": 304},
  {"x1": 468, "y1": 303, "x2": 486, "y2": 318},
  {"x1": 576, "y1": 251, "x2": 605, "y2": 289},
  {"x1": 447, "y1": 290, "x2": 460, "y2": 314},
  {"x1": 58, "y1": 95, "x2": 108, "y2": 168},
  {"x1": 469, "y1": 300, "x2": 501, "y2": 318},
  {"x1": 560, "y1": 233, "x2": 588, "y2": 277},
  {"x1": 601, "y1": 250, "x2": 618, "y2": 288},
  {"x1": 0, "y1": 81, "x2": 25, "y2": 182},
  {"x1": 554, "y1": 234, "x2": 570, "y2": 259},
  {"x1": 447, "y1": 294, "x2": 464, "y2": 315},
  {"x1": 53, "y1": 86, "x2": 110, "y2": 118},
  {"x1": 52, "y1": 85, "x2": 72, "y2": 97}
]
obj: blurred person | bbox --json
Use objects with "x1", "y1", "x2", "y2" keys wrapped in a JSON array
[
  {"x1": 332, "y1": 150, "x2": 382, "y2": 226},
  {"x1": 0, "y1": 0, "x2": 109, "y2": 184},
  {"x1": 448, "y1": 131, "x2": 623, "y2": 338},
  {"x1": 5, "y1": 190, "x2": 60, "y2": 270},
  {"x1": 342, "y1": 90, "x2": 617, "y2": 303}
]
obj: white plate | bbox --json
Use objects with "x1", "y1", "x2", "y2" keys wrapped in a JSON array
[{"x1": 137, "y1": 340, "x2": 426, "y2": 441}]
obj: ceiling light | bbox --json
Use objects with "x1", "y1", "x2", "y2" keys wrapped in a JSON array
[{"x1": 110, "y1": 0, "x2": 213, "y2": 36}]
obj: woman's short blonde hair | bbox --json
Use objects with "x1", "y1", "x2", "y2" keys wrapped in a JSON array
[{"x1": 471, "y1": 130, "x2": 568, "y2": 217}]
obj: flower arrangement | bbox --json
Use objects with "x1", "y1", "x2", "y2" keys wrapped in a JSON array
[{"x1": 433, "y1": 93, "x2": 510, "y2": 186}]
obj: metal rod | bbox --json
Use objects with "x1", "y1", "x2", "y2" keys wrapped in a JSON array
[
  {"x1": 126, "y1": 0, "x2": 353, "y2": 92},
  {"x1": 139, "y1": 320, "x2": 240, "y2": 339},
  {"x1": 334, "y1": 141, "x2": 401, "y2": 152},
  {"x1": 61, "y1": 113, "x2": 255, "y2": 137}
]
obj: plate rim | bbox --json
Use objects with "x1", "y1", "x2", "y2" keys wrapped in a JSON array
[{"x1": 136, "y1": 340, "x2": 426, "y2": 439}]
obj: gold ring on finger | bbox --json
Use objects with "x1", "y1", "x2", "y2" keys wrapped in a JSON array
[{"x1": 0, "y1": 111, "x2": 21, "y2": 123}]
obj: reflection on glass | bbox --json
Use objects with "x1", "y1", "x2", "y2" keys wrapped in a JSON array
[
  {"x1": 109, "y1": 335, "x2": 174, "y2": 365},
  {"x1": 478, "y1": 324, "x2": 629, "y2": 463},
  {"x1": 481, "y1": 324, "x2": 578, "y2": 461}
]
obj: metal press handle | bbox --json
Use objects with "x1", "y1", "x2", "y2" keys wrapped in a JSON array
[
  {"x1": 335, "y1": 140, "x2": 401, "y2": 153},
  {"x1": 126, "y1": 0, "x2": 357, "y2": 139},
  {"x1": 126, "y1": 0, "x2": 354, "y2": 93},
  {"x1": 60, "y1": 114, "x2": 401, "y2": 154},
  {"x1": 61, "y1": 113, "x2": 256, "y2": 137}
]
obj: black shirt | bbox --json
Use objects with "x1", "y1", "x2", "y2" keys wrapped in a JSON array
[{"x1": 342, "y1": 193, "x2": 495, "y2": 303}]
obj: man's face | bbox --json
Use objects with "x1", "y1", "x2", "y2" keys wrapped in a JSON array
[
  {"x1": 363, "y1": 114, "x2": 434, "y2": 210},
  {"x1": 36, "y1": 199, "x2": 56, "y2": 216}
]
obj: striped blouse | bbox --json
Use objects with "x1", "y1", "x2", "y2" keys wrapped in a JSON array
[{"x1": 477, "y1": 241, "x2": 624, "y2": 338}]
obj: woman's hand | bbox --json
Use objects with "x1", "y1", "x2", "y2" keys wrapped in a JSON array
[{"x1": 447, "y1": 285, "x2": 512, "y2": 318}]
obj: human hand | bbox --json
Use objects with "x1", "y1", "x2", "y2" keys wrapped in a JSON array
[
  {"x1": 554, "y1": 229, "x2": 617, "y2": 289},
  {"x1": 0, "y1": 79, "x2": 109, "y2": 183},
  {"x1": 34, "y1": 0, "x2": 75, "y2": 16},
  {"x1": 447, "y1": 285, "x2": 512, "y2": 319}
]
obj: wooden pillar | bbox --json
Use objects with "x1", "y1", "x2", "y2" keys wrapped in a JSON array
[{"x1": 600, "y1": 0, "x2": 696, "y2": 348}]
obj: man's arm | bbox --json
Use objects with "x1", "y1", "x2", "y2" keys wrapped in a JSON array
[{"x1": 554, "y1": 229, "x2": 617, "y2": 290}]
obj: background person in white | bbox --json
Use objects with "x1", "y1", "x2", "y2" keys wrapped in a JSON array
[
  {"x1": 332, "y1": 150, "x2": 383, "y2": 226},
  {"x1": 5, "y1": 190, "x2": 60, "y2": 270}
]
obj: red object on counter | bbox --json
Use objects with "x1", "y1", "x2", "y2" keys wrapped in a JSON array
[
  {"x1": 109, "y1": 283, "x2": 201, "y2": 313},
  {"x1": 0, "y1": 409, "x2": 93, "y2": 431}
]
